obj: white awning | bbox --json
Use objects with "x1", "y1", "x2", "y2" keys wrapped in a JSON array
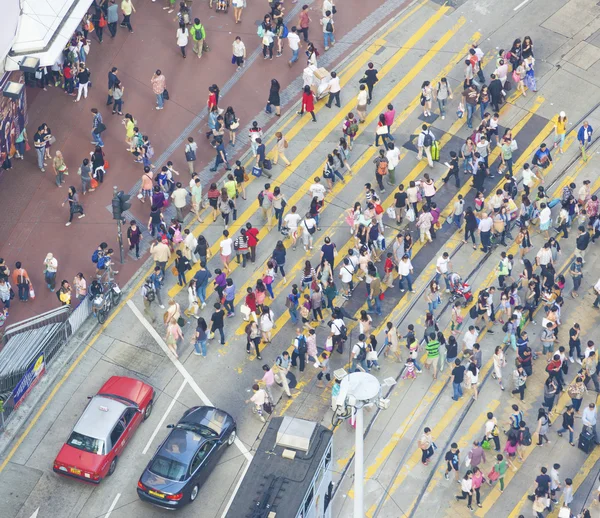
[{"x1": 4, "y1": 0, "x2": 94, "y2": 71}]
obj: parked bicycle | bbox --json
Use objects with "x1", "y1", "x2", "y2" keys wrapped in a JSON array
[{"x1": 95, "y1": 280, "x2": 122, "y2": 324}]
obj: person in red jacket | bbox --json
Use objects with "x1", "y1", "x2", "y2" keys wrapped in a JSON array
[
  {"x1": 245, "y1": 222, "x2": 260, "y2": 263},
  {"x1": 297, "y1": 85, "x2": 316, "y2": 122}
]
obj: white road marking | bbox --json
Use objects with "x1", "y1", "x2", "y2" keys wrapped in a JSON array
[
  {"x1": 513, "y1": 0, "x2": 530, "y2": 10},
  {"x1": 127, "y1": 301, "x2": 253, "y2": 462},
  {"x1": 220, "y1": 460, "x2": 252, "y2": 518},
  {"x1": 104, "y1": 493, "x2": 120, "y2": 518},
  {"x1": 142, "y1": 379, "x2": 188, "y2": 455},
  {"x1": 29, "y1": 509, "x2": 39, "y2": 518}
]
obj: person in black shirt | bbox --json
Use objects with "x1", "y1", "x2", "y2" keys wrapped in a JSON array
[
  {"x1": 529, "y1": 467, "x2": 551, "y2": 500},
  {"x1": 127, "y1": 219, "x2": 143, "y2": 258},
  {"x1": 556, "y1": 406, "x2": 575, "y2": 445},
  {"x1": 210, "y1": 302, "x2": 226, "y2": 344},
  {"x1": 444, "y1": 443, "x2": 460, "y2": 481},
  {"x1": 362, "y1": 62, "x2": 378, "y2": 104},
  {"x1": 107, "y1": 66, "x2": 118, "y2": 105},
  {"x1": 394, "y1": 185, "x2": 408, "y2": 224},
  {"x1": 451, "y1": 359, "x2": 465, "y2": 401},
  {"x1": 442, "y1": 151, "x2": 460, "y2": 187}
]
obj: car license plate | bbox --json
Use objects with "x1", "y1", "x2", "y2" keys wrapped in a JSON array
[
  {"x1": 149, "y1": 490, "x2": 165, "y2": 499},
  {"x1": 70, "y1": 468, "x2": 82, "y2": 475}
]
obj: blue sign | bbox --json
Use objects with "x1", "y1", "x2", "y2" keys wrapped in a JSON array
[{"x1": 12, "y1": 353, "x2": 46, "y2": 409}]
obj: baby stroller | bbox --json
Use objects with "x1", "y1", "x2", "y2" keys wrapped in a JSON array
[
  {"x1": 213, "y1": 0, "x2": 229, "y2": 13},
  {"x1": 448, "y1": 272, "x2": 472, "y2": 305}
]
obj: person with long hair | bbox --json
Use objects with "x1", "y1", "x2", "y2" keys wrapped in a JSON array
[
  {"x1": 420, "y1": 80, "x2": 433, "y2": 117},
  {"x1": 62, "y1": 186, "x2": 85, "y2": 226},
  {"x1": 166, "y1": 317, "x2": 183, "y2": 358},
  {"x1": 297, "y1": 85, "x2": 316, "y2": 122},
  {"x1": 192, "y1": 317, "x2": 208, "y2": 357}
]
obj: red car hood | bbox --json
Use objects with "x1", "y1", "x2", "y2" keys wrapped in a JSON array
[{"x1": 55, "y1": 443, "x2": 106, "y2": 474}]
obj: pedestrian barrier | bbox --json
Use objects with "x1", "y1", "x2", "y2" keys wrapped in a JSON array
[{"x1": 0, "y1": 297, "x2": 92, "y2": 431}]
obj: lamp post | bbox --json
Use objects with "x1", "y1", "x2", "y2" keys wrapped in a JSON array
[{"x1": 337, "y1": 372, "x2": 381, "y2": 518}]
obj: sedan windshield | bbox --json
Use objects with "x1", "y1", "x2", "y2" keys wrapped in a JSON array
[
  {"x1": 67, "y1": 431, "x2": 105, "y2": 455},
  {"x1": 149, "y1": 455, "x2": 188, "y2": 482},
  {"x1": 176, "y1": 423, "x2": 217, "y2": 438}
]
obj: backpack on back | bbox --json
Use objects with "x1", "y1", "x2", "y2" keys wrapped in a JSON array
[
  {"x1": 377, "y1": 160, "x2": 388, "y2": 176},
  {"x1": 356, "y1": 343, "x2": 367, "y2": 361},
  {"x1": 520, "y1": 427, "x2": 532, "y2": 446},
  {"x1": 422, "y1": 131, "x2": 433, "y2": 147},
  {"x1": 92, "y1": 250, "x2": 101, "y2": 263}
]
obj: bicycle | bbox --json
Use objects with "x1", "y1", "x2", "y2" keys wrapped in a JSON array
[{"x1": 96, "y1": 280, "x2": 122, "y2": 324}]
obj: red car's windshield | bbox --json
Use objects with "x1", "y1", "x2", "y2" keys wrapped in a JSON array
[{"x1": 67, "y1": 431, "x2": 105, "y2": 455}]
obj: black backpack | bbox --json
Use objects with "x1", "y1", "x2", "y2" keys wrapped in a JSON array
[
  {"x1": 144, "y1": 284, "x2": 156, "y2": 302},
  {"x1": 520, "y1": 427, "x2": 532, "y2": 446},
  {"x1": 258, "y1": 191, "x2": 264, "y2": 207},
  {"x1": 422, "y1": 131, "x2": 433, "y2": 147},
  {"x1": 356, "y1": 343, "x2": 367, "y2": 361},
  {"x1": 326, "y1": 20, "x2": 333, "y2": 33},
  {"x1": 297, "y1": 335, "x2": 307, "y2": 354},
  {"x1": 469, "y1": 305, "x2": 478, "y2": 319}
]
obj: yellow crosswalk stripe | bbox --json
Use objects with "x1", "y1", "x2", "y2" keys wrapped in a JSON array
[{"x1": 167, "y1": 5, "x2": 455, "y2": 299}]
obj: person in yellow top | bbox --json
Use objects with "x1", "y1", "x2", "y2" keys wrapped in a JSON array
[
  {"x1": 554, "y1": 111, "x2": 567, "y2": 154},
  {"x1": 120, "y1": 0, "x2": 135, "y2": 32},
  {"x1": 123, "y1": 113, "x2": 136, "y2": 149}
]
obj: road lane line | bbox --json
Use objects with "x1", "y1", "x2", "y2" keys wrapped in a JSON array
[
  {"x1": 513, "y1": 0, "x2": 530, "y2": 10},
  {"x1": 142, "y1": 379, "x2": 188, "y2": 455},
  {"x1": 126, "y1": 300, "x2": 253, "y2": 462},
  {"x1": 219, "y1": 458, "x2": 253, "y2": 518},
  {"x1": 104, "y1": 493, "x2": 121, "y2": 518}
]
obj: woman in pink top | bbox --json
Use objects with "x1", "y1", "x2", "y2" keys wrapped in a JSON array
[
  {"x1": 471, "y1": 467, "x2": 484, "y2": 508},
  {"x1": 166, "y1": 317, "x2": 183, "y2": 358},
  {"x1": 384, "y1": 103, "x2": 395, "y2": 132}
]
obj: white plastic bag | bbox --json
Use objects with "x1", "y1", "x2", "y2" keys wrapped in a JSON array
[
  {"x1": 406, "y1": 207, "x2": 416, "y2": 222},
  {"x1": 386, "y1": 207, "x2": 396, "y2": 219}
]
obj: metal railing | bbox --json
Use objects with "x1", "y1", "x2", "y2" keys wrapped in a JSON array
[{"x1": 0, "y1": 297, "x2": 93, "y2": 431}]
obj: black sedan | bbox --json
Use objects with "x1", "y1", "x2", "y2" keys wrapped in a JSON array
[{"x1": 137, "y1": 406, "x2": 237, "y2": 509}]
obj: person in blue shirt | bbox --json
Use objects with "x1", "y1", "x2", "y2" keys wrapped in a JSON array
[
  {"x1": 210, "y1": 140, "x2": 231, "y2": 172},
  {"x1": 577, "y1": 121, "x2": 593, "y2": 161},
  {"x1": 531, "y1": 143, "x2": 552, "y2": 174},
  {"x1": 149, "y1": 266, "x2": 165, "y2": 308}
]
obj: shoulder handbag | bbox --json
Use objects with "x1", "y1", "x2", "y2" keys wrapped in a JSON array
[{"x1": 94, "y1": 122, "x2": 106, "y2": 134}]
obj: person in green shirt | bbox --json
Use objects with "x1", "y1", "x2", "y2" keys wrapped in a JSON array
[
  {"x1": 489, "y1": 453, "x2": 508, "y2": 492},
  {"x1": 500, "y1": 137, "x2": 513, "y2": 175},
  {"x1": 15, "y1": 128, "x2": 27, "y2": 159},
  {"x1": 425, "y1": 333, "x2": 440, "y2": 380},
  {"x1": 191, "y1": 18, "x2": 206, "y2": 58}
]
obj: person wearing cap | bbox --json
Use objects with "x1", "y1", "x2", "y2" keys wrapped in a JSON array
[{"x1": 554, "y1": 112, "x2": 567, "y2": 154}]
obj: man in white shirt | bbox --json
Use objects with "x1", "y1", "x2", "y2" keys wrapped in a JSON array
[
  {"x1": 351, "y1": 334, "x2": 368, "y2": 372},
  {"x1": 308, "y1": 177, "x2": 326, "y2": 202},
  {"x1": 219, "y1": 229, "x2": 234, "y2": 273},
  {"x1": 386, "y1": 143, "x2": 401, "y2": 185},
  {"x1": 435, "y1": 252, "x2": 452, "y2": 292},
  {"x1": 417, "y1": 123, "x2": 434, "y2": 168},
  {"x1": 462, "y1": 326, "x2": 479, "y2": 355},
  {"x1": 325, "y1": 71, "x2": 341, "y2": 108},
  {"x1": 521, "y1": 163, "x2": 542, "y2": 197},
  {"x1": 582, "y1": 403, "x2": 599, "y2": 444},
  {"x1": 539, "y1": 202, "x2": 552, "y2": 239},
  {"x1": 302, "y1": 214, "x2": 317, "y2": 251},
  {"x1": 476, "y1": 136, "x2": 490, "y2": 168},
  {"x1": 283, "y1": 206, "x2": 302, "y2": 250},
  {"x1": 287, "y1": 26, "x2": 301, "y2": 66},
  {"x1": 321, "y1": 10, "x2": 335, "y2": 50},
  {"x1": 594, "y1": 278, "x2": 600, "y2": 309},
  {"x1": 338, "y1": 257, "x2": 354, "y2": 297},
  {"x1": 171, "y1": 182, "x2": 188, "y2": 223},
  {"x1": 397, "y1": 254, "x2": 414, "y2": 292},
  {"x1": 478, "y1": 212, "x2": 493, "y2": 252}
]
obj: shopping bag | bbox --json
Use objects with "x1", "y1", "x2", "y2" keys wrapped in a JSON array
[
  {"x1": 90, "y1": 178, "x2": 99, "y2": 189},
  {"x1": 406, "y1": 207, "x2": 416, "y2": 222},
  {"x1": 386, "y1": 207, "x2": 396, "y2": 219},
  {"x1": 252, "y1": 166, "x2": 262, "y2": 177},
  {"x1": 163, "y1": 89, "x2": 169, "y2": 101},
  {"x1": 29, "y1": 287, "x2": 35, "y2": 300}
]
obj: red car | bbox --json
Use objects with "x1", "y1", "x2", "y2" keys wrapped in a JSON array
[{"x1": 53, "y1": 376, "x2": 154, "y2": 483}]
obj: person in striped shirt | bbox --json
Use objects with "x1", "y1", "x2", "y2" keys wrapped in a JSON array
[{"x1": 425, "y1": 333, "x2": 440, "y2": 380}]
